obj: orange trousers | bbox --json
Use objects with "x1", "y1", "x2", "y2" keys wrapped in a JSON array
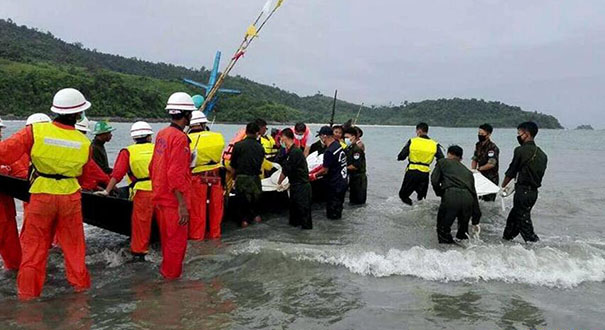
[
  {"x1": 131, "y1": 190, "x2": 154, "y2": 254},
  {"x1": 189, "y1": 175, "x2": 224, "y2": 240},
  {"x1": 0, "y1": 194, "x2": 22, "y2": 270},
  {"x1": 18, "y1": 193, "x2": 90, "y2": 300},
  {"x1": 156, "y1": 205, "x2": 188, "y2": 279}
]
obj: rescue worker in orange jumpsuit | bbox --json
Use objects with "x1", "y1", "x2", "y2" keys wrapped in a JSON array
[
  {"x1": 149, "y1": 92, "x2": 195, "y2": 279},
  {"x1": 0, "y1": 118, "x2": 22, "y2": 272},
  {"x1": 188, "y1": 111, "x2": 225, "y2": 240},
  {"x1": 0, "y1": 88, "x2": 100, "y2": 300},
  {"x1": 98, "y1": 121, "x2": 155, "y2": 261}
]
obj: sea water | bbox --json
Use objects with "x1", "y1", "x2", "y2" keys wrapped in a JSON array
[{"x1": 0, "y1": 121, "x2": 603, "y2": 329}]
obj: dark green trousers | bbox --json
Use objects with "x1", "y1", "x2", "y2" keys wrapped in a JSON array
[
  {"x1": 349, "y1": 173, "x2": 367, "y2": 205},
  {"x1": 289, "y1": 183, "x2": 312, "y2": 229},
  {"x1": 235, "y1": 175, "x2": 262, "y2": 222},
  {"x1": 503, "y1": 186, "x2": 539, "y2": 242},
  {"x1": 437, "y1": 188, "x2": 474, "y2": 243}
]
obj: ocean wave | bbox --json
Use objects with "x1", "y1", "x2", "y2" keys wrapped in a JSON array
[{"x1": 232, "y1": 240, "x2": 605, "y2": 288}]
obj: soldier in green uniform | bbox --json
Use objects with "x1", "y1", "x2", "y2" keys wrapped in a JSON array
[
  {"x1": 92, "y1": 120, "x2": 116, "y2": 174},
  {"x1": 344, "y1": 127, "x2": 367, "y2": 205},
  {"x1": 230, "y1": 122, "x2": 265, "y2": 227},
  {"x1": 471, "y1": 123, "x2": 500, "y2": 201},
  {"x1": 501, "y1": 122, "x2": 548, "y2": 242},
  {"x1": 431, "y1": 145, "x2": 481, "y2": 244},
  {"x1": 278, "y1": 128, "x2": 312, "y2": 229}
]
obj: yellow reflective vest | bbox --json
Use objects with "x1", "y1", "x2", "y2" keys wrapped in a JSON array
[
  {"x1": 30, "y1": 122, "x2": 90, "y2": 195},
  {"x1": 189, "y1": 131, "x2": 225, "y2": 174},
  {"x1": 408, "y1": 137, "x2": 438, "y2": 173},
  {"x1": 260, "y1": 135, "x2": 278, "y2": 159},
  {"x1": 126, "y1": 143, "x2": 154, "y2": 192}
]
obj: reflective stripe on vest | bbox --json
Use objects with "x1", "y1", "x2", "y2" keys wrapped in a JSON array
[
  {"x1": 408, "y1": 137, "x2": 437, "y2": 173},
  {"x1": 30, "y1": 122, "x2": 90, "y2": 194},
  {"x1": 190, "y1": 131, "x2": 225, "y2": 173},
  {"x1": 126, "y1": 143, "x2": 154, "y2": 192},
  {"x1": 260, "y1": 135, "x2": 277, "y2": 158}
]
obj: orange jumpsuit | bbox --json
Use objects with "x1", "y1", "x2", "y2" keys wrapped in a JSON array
[
  {"x1": 111, "y1": 148, "x2": 154, "y2": 254},
  {"x1": 149, "y1": 124, "x2": 192, "y2": 279},
  {"x1": 190, "y1": 170, "x2": 224, "y2": 240},
  {"x1": 0, "y1": 122, "x2": 98, "y2": 300},
  {"x1": 0, "y1": 165, "x2": 22, "y2": 271}
]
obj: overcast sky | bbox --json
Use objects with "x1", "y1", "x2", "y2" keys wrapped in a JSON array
[{"x1": 4, "y1": 0, "x2": 605, "y2": 127}]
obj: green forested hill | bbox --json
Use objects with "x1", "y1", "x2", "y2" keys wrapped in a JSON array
[{"x1": 0, "y1": 19, "x2": 563, "y2": 128}]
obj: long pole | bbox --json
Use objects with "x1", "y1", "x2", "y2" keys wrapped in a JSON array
[
  {"x1": 199, "y1": 1, "x2": 284, "y2": 113},
  {"x1": 330, "y1": 90, "x2": 338, "y2": 127},
  {"x1": 353, "y1": 102, "x2": 364, "y2": 125}
]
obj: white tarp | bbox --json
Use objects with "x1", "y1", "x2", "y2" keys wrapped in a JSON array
[
  {"x1": 262, "y1": 151, "x2": 324, "y2": 192},
  {"x1": 263, "y1": 154, "x2": 503, "y2": 198},
  {"x1": 474, "y1": 172, "x2": 500, "y2": 197}
]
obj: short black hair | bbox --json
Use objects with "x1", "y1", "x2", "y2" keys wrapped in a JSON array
[
  {"x1": 416, "y1": 122, "x2": 429, "y2": 133},
  {"x1": 246, "y1": 122, "x2": 260, "y2": 135},
  {"x1": 134, "y1": 136, "x2": 150, "y2": 144},
  {"x1": 354, "y1": 126, "x2": 364, "y2": 137},
  {"x1": 447, "y1": 145, "x2": 463, "y2": 158},
  {"x1": 281, "y1": 128, "x2": 294, "y2": 139},
  {"x1": 170, "y1": 111, "x2": 190, "y2": 121},
  {"x1": 294, "y1": 122, "x2": 306, "y2": 132},
  {"x1": 254, "y1": 118, "x2": 267, "y2": 127},
  {"x1": 344, "y1": 127, "x2": 359, "y2": 137},
  {"x1": 479, "y1": 123, "x2": 493, "y2": 134},
  {"x1": 332, "y1": 125, "x2": 343, "y2": 132},
  {"x1": 518, "y1": 121, "x2": 539, "y2": 137}
]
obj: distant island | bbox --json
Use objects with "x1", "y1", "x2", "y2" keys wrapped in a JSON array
[
  {"x1": 0, "y1": 19, "x2": 563, "y2": 128},
  {"x1": 575, "y1": 125, "x2": 594, "y2": 130}
]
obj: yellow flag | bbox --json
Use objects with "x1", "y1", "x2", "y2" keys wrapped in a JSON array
[
  {"x1": 276, "y1": 0, "x2": 284, "y2": 9},
  {"x1": 246, "y1": 25, "x2": 258, "y2": 38}
]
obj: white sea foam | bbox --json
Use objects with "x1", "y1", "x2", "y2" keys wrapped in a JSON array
[{"x1": 232, "y1": 239, "x2": 605, "y2": 289}]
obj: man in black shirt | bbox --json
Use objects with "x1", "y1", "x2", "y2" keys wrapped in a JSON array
[
  {"x1": 92, "y1": 120, "x2": 115, "y2": 174},
  {"x1": 278, "y1": 128, "x2": 312, "y2": 229},
  {"x1": 431, "y1": 146, "x2": 481, "y2": 244},
  {"x1": 472, "y1": 123, "x2": 500, "y2": 201},
  {"x1": 344, "y1": 127, "x2": 367, "y2": 205},
  {"x1": 230, "y1": 122, "x2": 265, "y2": 227},
  {"x1": 501, "y1": 122, "x2": 548, "y2": 242},
  {"x1": 309, "y1": 126, "x2": 348, "y2": 219}
]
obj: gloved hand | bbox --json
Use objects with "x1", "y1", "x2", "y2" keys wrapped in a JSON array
[
  {"x1": 500, "y1": 184, "x2": 514, "y2": 197},
  {"x1": 309, "y1": 166, "x2": 322, "y2": 175},
  {"x1": 0, "y1": 165, "x2": 11, "y2": 175},
  {"x1": 94, "y1": 190, "x2": 109, "y2": 196},
  {"x1": 471, "y1": 224, "x2": 481, "y2": 238}
]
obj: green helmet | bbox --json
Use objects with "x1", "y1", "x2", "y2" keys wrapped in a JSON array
[{"x1": 93, "y1": 120, "x2": 116, "y2": 135}]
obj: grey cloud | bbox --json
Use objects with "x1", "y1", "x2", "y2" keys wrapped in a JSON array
[{"x1": 4, "y1": 0, "x2": 605, "y2": 127}]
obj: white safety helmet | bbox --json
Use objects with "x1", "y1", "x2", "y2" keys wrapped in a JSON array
[
  {"x1": 130, "y1": 121, "x2": 154, "y2": 138},
  {"x1": 50, "y1": 88, "x2": 91, "y2": 114},
  {"x1": 26, "y1": 113, "x2": 52, "y2": 126},
  {"x1": 165, "y1": 92, "x2": 197, "y2": 113},
  {"x1": 75, "y1": 117, "x2": 91, "y2": 133},
  {"x1": 190, "y1": 110, "x2": 208, "y2": 125}
]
